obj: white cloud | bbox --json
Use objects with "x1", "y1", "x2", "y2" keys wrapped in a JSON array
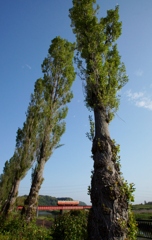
[
  {"x1": 134, "y1": 69, "x2": 143, "y2": 77},
  {"x1": 127, "y1": 90, "x2": 144, "y2": 100},
  {"x1": 126, "y1": 90, "x2": 152, "y2": 111},
  {"x1": 136, "y1": 100, "x2": 152, "y2": 110}
]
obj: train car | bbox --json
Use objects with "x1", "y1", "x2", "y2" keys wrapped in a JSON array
[{"x1": 57, "y1": 200, "x2": 79, "y2": 206}]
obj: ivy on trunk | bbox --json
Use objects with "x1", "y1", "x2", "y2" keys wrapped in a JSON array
[{"x1": 69, "y1": 1, "x2": 137, "y2": 239}]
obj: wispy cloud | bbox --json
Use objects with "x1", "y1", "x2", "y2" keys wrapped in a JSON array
[
  {"x1": 26, "y1": 64, "x2": 32, "y2": 70},
  {"x1": 22, "y1": 64, "x2": 32, "y2": 70},
  {"x1": 134, "y1": 69, "x2": 143, "y2": 77},
  {"x1": 127, "y1": 90, "x2": 144, "y2": 100},
  {"x1": 126, "y1": 90, "x2": 152, "y2": 110}
]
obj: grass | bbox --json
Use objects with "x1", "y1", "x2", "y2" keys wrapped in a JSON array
[
  {"x1": 132, "y1": 203, "x2": 152, "y2": 220},
  {"x1": 135, "y1": 213, "x2": 152, "y2": 220},
  {"x1": 132, "y1": 204, "x2": 152, "y2": 211}
]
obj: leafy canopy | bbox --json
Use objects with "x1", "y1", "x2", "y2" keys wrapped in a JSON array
[
  {"x1": 69, "y1": 0, "x2": 128, "y2": 119},
  {"x1": 34, "y1": 37, "x2": 76, "y2": 161}
]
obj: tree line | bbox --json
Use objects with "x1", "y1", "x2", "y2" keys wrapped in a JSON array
[
  {"x1": 0, "y1": 1, "x2": 137, "y2": 239},
  {"x1": 16, "y1": 195, "x2": 86, "y2": 207}
]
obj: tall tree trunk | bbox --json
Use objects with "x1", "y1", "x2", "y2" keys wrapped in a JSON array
[
  {"x1": 88, "y1": 107, "x2": 128, "y2": 240},
  {"x1": 1, "y1": 178, "x2": 20, "y2": 216},
  {"x1": 22, "y1": 143, "x2": 46, "y2": 222}
]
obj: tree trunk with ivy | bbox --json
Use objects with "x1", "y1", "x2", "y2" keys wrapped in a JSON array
[
  {"x1": 69, "y1": 1, "x2": 137, "y2": 239},
  {"x1": 88, "y1": 106, "x2": 129, "y2": 239}
]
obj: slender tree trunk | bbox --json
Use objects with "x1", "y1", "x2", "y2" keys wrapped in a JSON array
[
  {"x1": 1, "y1": 178, "x2": 20, "y2": 216},
  {"x1": 88, "y1": 107, "x2": 128, "y2": 240},
  {"x1": 22, "y1": 143, "x2": 46, "y2": 222}
]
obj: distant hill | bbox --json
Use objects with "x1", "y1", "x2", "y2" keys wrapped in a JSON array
[{"x1": 16, "y1": 195, "x2": 87, "y2": 206}]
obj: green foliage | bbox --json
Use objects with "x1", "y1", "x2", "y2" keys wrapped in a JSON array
[
  {"x1": 86, "y1": 115, "x2": 94, "y2": 141},
  {"x1": 115, "y1": 200, "x2": 137, "y2": 239},
  {"x1": 70, "y1": 1, "x2": 135, "y2": 237},
  {"x1": 111, "y1": 139, "x2": 121, "y2": 173},
  {"x1": 120, "y1": 180, "x2": 135, "y2": 203},
  {"x1": 0, "y1": 76, "x2": 49, "y2": 214},
  {"x1": 112, "y1": 140, "x2": 138, "y2": 239},
  {"x1": 132, "y1": 202, "x2": 152, "y2": 220},
  {"x1": 16, "y1": 195, "x2": 87, "y2": 207},
  {"x1": 127, "y1": 207, "x2": 138, "y2": 240},
  {"x1": 132, "y1": 203, "x2": 152, "y2": 210},
  {"x1": 39, "y1": 196, "x2": 57, "y2": 206},
  {"x1": 0, "y1": 36, "x2": 76, "y2": 216},
  {"x1": 0, "y1": 214, "x2": 51, "y2": 240},
  {"x1": 0, "y1": 159, "x2": 15, "y2": 207},
  {"x1": 22, "y1": 37, "x2": 76, "y2": 220},
  {"x1": 69, "y1": 1, "x2": 128, "y2": 119},
  {"x1": 32, "y1": 37, "x2": 76, "y2": 164},
  {"x1": 87, "y1": 170, "x2": 94, "y2": 197},
  {"x1": 51, "y1": 210, "x2": 88, "y2": 240},
  {"x1": 135, "y1": 213, "x2": 152, "y2": 220},
  {"x1": 87, "y1": 186, "x2": 91, "y2": 196}
]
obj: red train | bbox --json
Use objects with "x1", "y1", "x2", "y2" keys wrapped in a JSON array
[{"x1": 57, "y1": 200, "x2": 79, "y2": 206}]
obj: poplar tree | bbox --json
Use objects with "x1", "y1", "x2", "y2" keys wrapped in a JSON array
[
  {"x1": 0, "y1": 79, "x2": 43, "y2": 215},
  {"x1": 0, "y1": 159, "x2": 14, "y2": 208},
  {"x1": 69, "y1": 1, "x2": 136, "y2": 239},
  {"x1": 23, "y1": 37, "x2": 75, "y2": 221},
  {"x1": 0, "y1": 37, "x2": 75, "y2": 218}
]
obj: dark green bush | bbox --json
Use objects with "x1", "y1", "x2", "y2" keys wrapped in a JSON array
[{"x1": 51, "y1": 210, "x2": 88, "y2": 240}]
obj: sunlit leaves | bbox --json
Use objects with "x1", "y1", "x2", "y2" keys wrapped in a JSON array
[{"x1": 69, "y1": 1, "x2": 128, "y2": 119}]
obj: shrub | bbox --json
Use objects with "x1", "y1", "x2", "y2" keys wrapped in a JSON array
[
  {"x1": 51, "y1": 210, "x2": 88, "y2": 240},
  {"x1": 0, "y1": 214, "x2": 52, "y2": 240}
]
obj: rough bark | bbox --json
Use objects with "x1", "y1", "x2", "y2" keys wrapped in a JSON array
[
  {"x1": 88, "y1": 107, "x2": 128, "y2": 240},
  {"x1": 1, "y1": 178, "x2": 20, "y2": 216},
  {"x1": 22, "y1": 143, "x2": 46, "y2": 222}
]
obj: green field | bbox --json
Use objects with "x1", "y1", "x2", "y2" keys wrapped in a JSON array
[{"x1": 132, "y1": 203, "x2": 152, "y2": 220}]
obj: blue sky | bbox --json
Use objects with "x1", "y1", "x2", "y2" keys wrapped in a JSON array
[{"x1": 1, "y1": 0, "x2": 152, "y2": 205}]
